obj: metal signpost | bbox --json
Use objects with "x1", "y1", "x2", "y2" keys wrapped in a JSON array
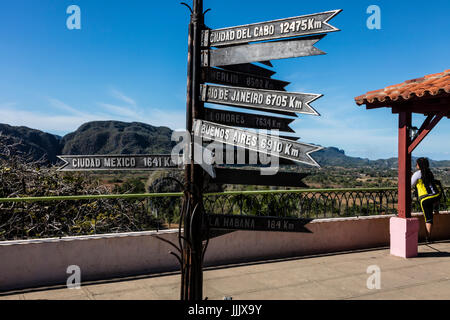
[
  {"x1": 181, "y1": 1, "x2": 341, "y2": 300},
  {"x1": 56, "y1": 1, "x2": 340, "y2": 301}
]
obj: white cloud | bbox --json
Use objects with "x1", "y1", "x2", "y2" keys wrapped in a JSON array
[
  {"x1": 97, "y1": 103, "x2": 139, "y2": 118},
  {"x1": 48, "y1": 98, "x2": 89, "y2": 117},
  {"x1": 110, "y1": 89, "x2": 137, "y2": 106}
]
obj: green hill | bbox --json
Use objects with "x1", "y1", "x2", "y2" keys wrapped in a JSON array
[{"x1": 0, "y1": 121, "x2": 449, "y2": 169}]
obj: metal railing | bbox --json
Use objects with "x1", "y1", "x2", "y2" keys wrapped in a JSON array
[{"x1": 0, "y1": 187, "x2": 448, "y2": 241}]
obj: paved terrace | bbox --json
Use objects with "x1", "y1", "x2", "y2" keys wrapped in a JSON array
[{"x1": 1, "y1": 241, "x2": 449, "y2": 300}]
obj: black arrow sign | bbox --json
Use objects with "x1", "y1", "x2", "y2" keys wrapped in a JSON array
[
  {"x1": 202, "y1": 67, "x2": 290, "y2": 91},
  {"x1": 202, "y1": 35, "x2": 326, "y2": 67},
  {"x1": 201, "y1": 84, "x2": 321, "y2": 116},
  {"x1": 212, "y1": 168, "x2": 309, "y2": 187},
  {"x1": 219, "y1": 63, "x2": 276, "y2": 78},
  {"x1": 204, "y1": 107, "x2": 295, "y2": 133},
  {"x1": 206, "y1": 214, "x2": 313, "y2": 233},
  {"x1": 202, "y1": 9, "x2": 341, "y2": 47},
  {"x1": 204, "y1": 143, "x2": 301, "y2": 166},
  {"x1": 57, "y1": 154, "x2": 182, "y2": 171}
]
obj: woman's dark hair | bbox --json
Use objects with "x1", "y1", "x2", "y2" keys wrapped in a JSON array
[{"x1": 416, "y1": 157, "x2": 434, "y2": 186}]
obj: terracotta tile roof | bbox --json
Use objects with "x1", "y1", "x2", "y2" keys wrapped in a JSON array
[{"x1": 355, "y1": 69, "x2": 450, "y2": 106}]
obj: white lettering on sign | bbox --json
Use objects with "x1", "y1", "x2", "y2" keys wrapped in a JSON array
[
  {"x1": 103, "y1": 157, "x2": 136, "y2": 168},
  {"x1": 143, "y1": 157, "x2": 174, "y2": 168},
  {"x1": 72, "y1": 158, "x2": 101, "y2": 168},
  {"x1": 279, "y1": 18, "x2": 322, "y2": 34}
]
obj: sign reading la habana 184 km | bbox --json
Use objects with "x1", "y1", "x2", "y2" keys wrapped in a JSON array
[
  {"x1": 57, "y1": 154, "x2": 182, "y2": 171},
  {"x1": 207, "y1": 214, "x2": 313, "y2": 233},
  {"x1": 202, "y1": 9, "x2": 341, "y2": 47}
]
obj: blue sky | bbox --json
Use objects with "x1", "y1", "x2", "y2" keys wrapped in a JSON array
[{"x1": 0, "y1": 0, "x2": 449, "y2": 160}]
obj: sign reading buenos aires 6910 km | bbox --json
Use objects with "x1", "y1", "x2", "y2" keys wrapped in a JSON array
[
  {"x1": 193, "y1": 119, "x2": 323, "y2": 166},
  {"x1": 201, "y1": 84, "x2": 321, "y2": 116},
  {"x1": 202, "y1": 9, "x2": 341, "y2": 47}
]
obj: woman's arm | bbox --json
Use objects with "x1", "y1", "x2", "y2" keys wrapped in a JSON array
[{"x1": 411, "y1": 170, "x2": 421, "y2": 187}]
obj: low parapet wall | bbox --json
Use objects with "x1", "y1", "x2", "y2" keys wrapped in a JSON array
[{"x1": 1, "y1": 212, "x2": 449, "y2": 292}]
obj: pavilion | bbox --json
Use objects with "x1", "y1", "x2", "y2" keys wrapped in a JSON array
[{"x1": 355, "y1": 69, "x2": 450, "y2": 258}]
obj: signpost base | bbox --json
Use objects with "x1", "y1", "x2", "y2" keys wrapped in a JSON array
[{"x1": 389, "y1": 217, "x2": 419, "y2": 258}]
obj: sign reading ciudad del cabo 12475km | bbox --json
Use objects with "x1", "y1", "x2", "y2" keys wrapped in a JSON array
[{"x1": 202, "y1": 10, "x2": 341, "y2": 47}]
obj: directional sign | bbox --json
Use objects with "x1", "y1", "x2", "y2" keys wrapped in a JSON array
[
  {"x1": 201, "y1": 84, "x2": 321, "y2": 116},
  {"x1": 205, "y1": 144, "x2": 301, "y2": 166},
  {"x1": 202, "y1": 9, "x2": 341, "y2": 47},
  {"x1": 219, "y1": 63, "x2": 276, "y2": 78},
  {"x1": 193, "y1": 119, "x2": 323, "y2": 167},
  {"x1": 204, "y1": 107, "x2": 295, "y2": 132},
  {"x1": 212, "y1": 168, "x2": 309, "y2": 187},
  {"x1": 202, "y1": 67, "x2": 289, "y2": 91},
  {"x1": 57, "y1": 154, "x2": 182, "y2": 171},
  {"x1": 202, "y1": 35, "x2": 326, "y2": 67},
  {"x1": 207, "y1": 214, "x2": 313, "y2": 233}
]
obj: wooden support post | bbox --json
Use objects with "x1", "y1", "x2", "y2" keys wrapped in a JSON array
[
  {"x1": 397, "y1": 111, "x2": 411, "y2": 219},
  {"x1": 408, "y1": 113, "x2": 444, "y2": 154}
]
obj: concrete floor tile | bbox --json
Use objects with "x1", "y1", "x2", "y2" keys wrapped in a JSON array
[
  {"x1": 83, "y1": 279, "x2": 146, "y2": 295},
  {"x1": 288, "y1": 264, "x2": 347, "y2": 282},
  {"x1": 23, "y1": 288, "x2": 90, "y2": 300},
  {"x1": 0, "y1": 294, "x2": 25, "y2": 300},
  {"x1": 93, "y1": 287, "x2": 162, "y2": 300},
  {"x1": 247, "y1": 269, "x2": 310, "y2": 289},
  {"x1": 206, "y1": 274, "x2": 269, "y2": 296},
  {"x1": 324, "y1": 260, "x2": 373, "y2": 276},
  {"x1": 394, "y1": 280, "x2": 450, "y2": 300},
  {"x1": 117, "y1": 275, "x2": 180, "y2": 289},
  {"x1": 316, "y1": 274, "x2": 375, "y2": 299},
  {"x1": 350, "y1": 290, "x2": 415, "y2": 300},
  {"x1": 148, "y1": 283, "x2": 180, "y2": 300},
  {"x1": 374, "y1": 270, "x2": 424, "y2": 290}
]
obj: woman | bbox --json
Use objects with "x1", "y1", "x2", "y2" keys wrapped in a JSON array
[{"x1": 411, "y1": 157, "x2": 442, "y2": 243}]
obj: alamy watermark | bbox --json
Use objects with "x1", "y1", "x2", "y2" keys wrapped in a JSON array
[
  {"x1": 366, "y1": 265, "x2": 381, "y2": 290},
  {"x1": 366, "y1": 5, "x2": 381, "y2": 30},
  {"x1": 66, "y1": 265, "x2": 81, "y2": 289},
  {"x1": 66, "y1": 5, "x2": 81, "y2": 30},
  {"x1": 171, "y1": 128, "x2": 282, "y2": 176}
]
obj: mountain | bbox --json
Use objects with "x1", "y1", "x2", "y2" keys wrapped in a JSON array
[
  {"x1": 61, "y1": 121, "x2": 175, "y2": 155},
  {"x1": 0, "y1": 123, "x2": 62, "y2": 163},
  {"x1": 0, "y1": 121, "x2": 449, "y2": 168}
]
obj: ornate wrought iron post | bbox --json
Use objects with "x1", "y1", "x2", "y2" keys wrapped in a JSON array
[{"x1": 182, "y1": 0, "x2": 205, "y2": 301}]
